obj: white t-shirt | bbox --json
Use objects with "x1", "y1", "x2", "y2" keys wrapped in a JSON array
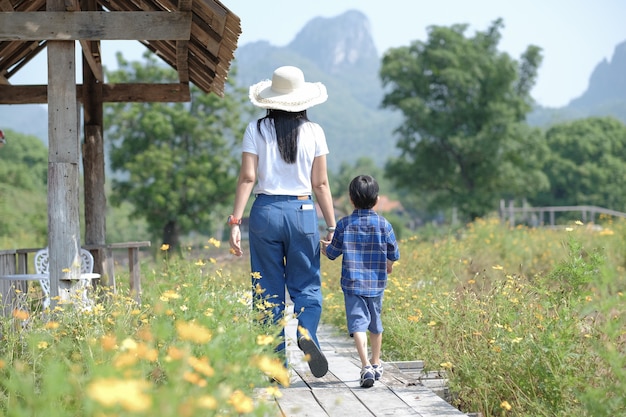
[{"x1": 242, "y1": 118, "x2": 329, "y2": 196}]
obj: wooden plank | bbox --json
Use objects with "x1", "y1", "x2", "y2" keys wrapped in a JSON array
[
  {"x1": 392, "y1": 385, "x2": 468, "y2": 417},
  {"x1": 0, "y1": 11, "x2": 192, "y2": 41},
  {"x1": 275, "y1": 388, "x2": 329, "y2": 417},
  {"x1": 0, "y1": 83, "x2": 191, "y2": 104},
  {"x1": 79, "y1": 39, "x2": 103, "y2": 81},
  {"x1": 313, "y1": 390, "x2": 374, "y2": 416}
]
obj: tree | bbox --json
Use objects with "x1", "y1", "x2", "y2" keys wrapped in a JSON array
[
  {"x1": 0, "y1": 129, "x2": 48, "y2": 245},
  {"x1": 380, "y1": 19, "x2": 549, "y2": 220},
  {"x1": 530, "y1": 117, "x2": 626, "y2": 211},
  {"x1": 330, "y1": 157, "x2": 385, "y2": 213},
  {"x1": 104, "y1": 53, "x2": 250, "y2": 251}
]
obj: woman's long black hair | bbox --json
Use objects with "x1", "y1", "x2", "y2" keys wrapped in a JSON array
[{"x1": 257, "y1": 109, "x2": 309, "y2": 164}]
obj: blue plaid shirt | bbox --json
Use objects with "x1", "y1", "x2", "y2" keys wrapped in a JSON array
[{"x1": 325, "y1": 209, "x2": 400, "y2": 297}]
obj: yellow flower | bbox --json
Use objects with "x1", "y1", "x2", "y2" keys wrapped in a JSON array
[
  {"x1": 500, "y1": 400, "x2": 512, "y2": 411},
  {"x1": 100, "y1": 334, "x2": 118, "y2": 351},
  {"x1": 44, "y1": 321, "x2": 60, "y2": 330},
  {"x1": 196, "y1": 395, "x2": 218, "y2": 410},
  {"x1": 256, "y1": 334, "x2": 275, "y2": 346},
  {"x1": 87, "y1": 378, "x2": 152, "y2": 412},
  {"x1": 207, "y1": 237, "x2": 221, "y2": 248},
  {"x1": 195, "y1": 259, "x2": 206, "y2": 266},
  {"x1": 179, "y1": 305, "x2": 188, "y2": 312},
  {"x1": 120, "y1": 338, "x2": 138, "y2": 351},
  {"x1": 209, "y1": 257, "x2": 217, "y2": 264},
  {"x1": 176, "y1": 321, "x2": 212, "y2": 344},
  {"x1": 228, "y1": 390, "x2": 254, "y2": 414},
  {"x1": 188, "y1": 356, "x2": 214, "y2": 377},
  {"x1": 183, "y1": 371, "x2": 207, "y2": 387},
  {"x1": 12, "y1": 309, "x2": 29, "y2": 321},
  {"x1": 427, "y1": 320, "x2": 437, "y2": 326},
  {"x1": 160, "y1": 290, "x2": 181, "y2": 300},
  {"x1": 265, "y1": 385, "x2": 283, "y2": 398},
  {"x1": 492, "y1": 265, "x2": 503, "y2": 270},
  {"x1": 166, "y1": 346, "x2": 185, "y2": 361},
  {"x1": 440, "y1": 361, "x2": 453, "y2": 369},
  {"x1": 37, "y1": 341, "x2": 49, "y2": 350},
  {"x1": 574, "y1": 220, "x2": 584, "y2": 226},
  {"x1": 254, "y1": 355, "x2": 290, "y2": 387},
  {"x1": 251, "y1": 271, "x2": 262, "y2": 279},
  {"x1": 160, "y1": 244, "x2": 170, "y2": 251}
]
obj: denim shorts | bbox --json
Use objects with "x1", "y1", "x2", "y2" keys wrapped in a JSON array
[{"x1": 343, "y1": 292, "x2": 384, "y2": 336}]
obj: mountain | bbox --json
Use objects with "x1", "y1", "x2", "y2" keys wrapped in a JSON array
[
  {"x1": 528, "y1": 40, "x2": 626, "y2": 126},
  {"x1": 233, "y1": 10, "x2": 401, "y2": 171},
  {"x1": 0, "y1": 104, "x2": 48, "y2": 144}
]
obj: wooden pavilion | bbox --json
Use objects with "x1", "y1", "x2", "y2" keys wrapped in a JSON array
[{"x1": 0, "y1": 0, "x2": 241, "y2": 302}]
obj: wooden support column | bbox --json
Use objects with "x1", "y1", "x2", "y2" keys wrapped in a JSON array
[
  {"x1": 47, "y1": 0, "x2": 81, "y2": 304},
  {"x1": 81, "y1": 0, "x2": 106, "y2": 281}
]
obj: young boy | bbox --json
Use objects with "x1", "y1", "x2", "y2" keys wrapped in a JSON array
[{"x1": 321, "y1": 175, "x2": 400, "y2": 388}]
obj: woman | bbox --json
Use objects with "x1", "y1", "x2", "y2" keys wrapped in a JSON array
[{"x1": 228, "y1": 66, "x2": 336, "y2": 378}]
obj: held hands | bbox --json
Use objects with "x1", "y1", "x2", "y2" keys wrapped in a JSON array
[
  {"x1": 320, "y1": 238, "x2": 331, "y2": 257},
  {"x1": 320, "y1": 239, "x2": 329, "y2": 256}
]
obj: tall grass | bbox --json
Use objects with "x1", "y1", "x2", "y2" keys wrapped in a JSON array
[
  {"x1": 322, "y1": 216, "x2": 626, "y2": 416},
  {"x1": 0, "y1": 244, "x2": 286, "y2": 416},
  {"x1": 2, "y1": 218, "x2": 625, "y2": 416}
]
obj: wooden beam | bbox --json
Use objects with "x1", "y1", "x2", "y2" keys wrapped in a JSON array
[
  {"x1": 0, "y1": 11, "x2": 192, "y2": 41},
  {"x1": 0, "y1": 0, "x2": 13, "y2": 12},
  {"x1": 176, "y1": 40, "x2": 190, "y2": 83},
  {"x1": 176, "y1": 0, "x2": 191, "y2": 83},
  {"x1": 79, "y1": 40, "x2": 103, "y2": 81},
  {"x1": 0, "y1": 83, "x2": 191, "y2": 103}
]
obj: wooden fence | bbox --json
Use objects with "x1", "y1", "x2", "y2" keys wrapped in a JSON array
[
  {"x1": 499, "y1": 200, "x2": 626, "y2": 227},
  {"x1": 0, "y1": 241, "x2": 150, "y2": 316}
]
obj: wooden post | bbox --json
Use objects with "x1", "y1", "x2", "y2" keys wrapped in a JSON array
[
  {"x1": 129, "y1": 247, "x2": 141, "y2": 302},
  {"x1": 81, "y1": 0, "x2": 107, "y2": 281},
  {"x1": 47, "y1": 0, "x2": 81, "y2": 303}
]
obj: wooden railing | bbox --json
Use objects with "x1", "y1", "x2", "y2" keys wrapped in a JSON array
[
  {"x1": 0, "y1": 241, "x2": 150, "y2": 315},
  {"x1": 499, "y1": 200, "x2": 626, "y2": 227}
]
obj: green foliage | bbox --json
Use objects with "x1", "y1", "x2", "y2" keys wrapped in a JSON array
[
  {"x1": 104, "y1": 53, "x2": 249, "y2": 249},
  {"x1": 0, "y1": 130, "x2": 48, "y2": 246},
  {"x1": 530, "y1": 116, "x2": 626, "y2": 210},
  {"x1": 380, "y1": 19, "x2": 549, "y2": 220},
  {"x1": 0, "y1": 129, "x2": 47, "y2": 191},
  {"x1": 321, "y1": 217, "x2": 626, "y2": 416}
]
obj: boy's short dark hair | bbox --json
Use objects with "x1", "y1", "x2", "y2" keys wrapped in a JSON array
[{"x1": 349, "y1": 175, "x2": 379, "y2": 209}]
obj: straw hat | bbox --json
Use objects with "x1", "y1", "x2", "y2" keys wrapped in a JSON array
[{"x1": 249, "y1": 66, "x2": 328, "y2": 112}]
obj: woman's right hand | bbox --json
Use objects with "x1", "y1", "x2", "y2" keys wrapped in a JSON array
[{"x1": 229, "y1": 225, "x2": 243, "y2": 256}]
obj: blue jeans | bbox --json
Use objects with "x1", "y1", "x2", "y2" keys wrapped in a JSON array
[{"x1": 249, "y1": 194, "x2": 323, "y2": 352}]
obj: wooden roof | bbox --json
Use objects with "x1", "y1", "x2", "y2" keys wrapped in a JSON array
[{"x1": 0, "y1": 0, "x2": 241, "y2": 98}]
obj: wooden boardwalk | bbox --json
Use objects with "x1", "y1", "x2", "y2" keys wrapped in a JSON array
[{"x1": 259, "y1": 307, "x2": 470, "y2": 417}]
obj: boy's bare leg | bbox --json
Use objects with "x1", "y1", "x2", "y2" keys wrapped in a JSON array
[
  {"x1": 369, "y1": 332, "x2": 382, "y2": 365},
  {"x1": 353, "y1": 331, "x2": 370, "y2": 367}
]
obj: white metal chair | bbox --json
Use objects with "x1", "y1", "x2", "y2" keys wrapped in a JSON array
[{"x1": 34, "y1": 248, "x2": 95, "y2": 309}]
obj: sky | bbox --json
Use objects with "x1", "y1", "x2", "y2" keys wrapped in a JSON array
[{"x1": 10, "y1": 0, "x2": 626, "y2": 108}]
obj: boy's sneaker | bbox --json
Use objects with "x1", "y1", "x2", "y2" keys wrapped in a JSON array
[
  {"x1": 298, "y1": 337, "x2": 328, "y2": 378},
  {"x1": 372, "y1": 363, "x2": 383, "y2": 380},
  {"x1": 360, "y1": 365, "x2": 375, "y2": 388}
]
